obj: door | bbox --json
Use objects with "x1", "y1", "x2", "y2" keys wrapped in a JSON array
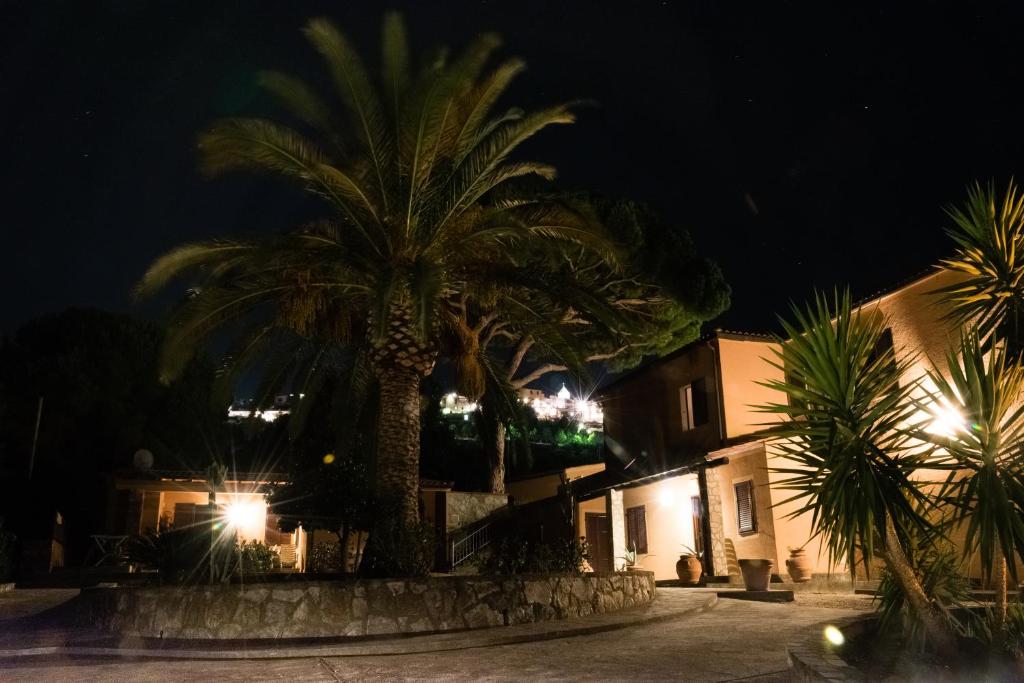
[{"x1": 585, "y1": 512, "x2": 612, "y2": 572}]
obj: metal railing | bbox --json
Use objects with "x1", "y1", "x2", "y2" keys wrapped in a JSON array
[{"x1": 449, "y1": 521, "x2": 494, "y2": 568}]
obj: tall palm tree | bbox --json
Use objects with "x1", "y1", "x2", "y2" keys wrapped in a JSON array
[
  {"x1": 933, "y1": 180, "x2": 1024, "y2": 353},
  {"x1": 915, "y1": 329, "x2": 1024, "y2": 639},
  {"x1": 137, "y1": 13, "x2": 617, "y2": 528},
  {"x1": 760, "y1": 290, "x2": 956, "y2": 649}
]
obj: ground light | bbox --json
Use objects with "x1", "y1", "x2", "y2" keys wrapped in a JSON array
[{"x1": 823, "y1": 625, "x2": 845, "y2": 646}]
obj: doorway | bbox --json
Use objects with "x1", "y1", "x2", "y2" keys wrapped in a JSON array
[{"x1": 585, "y1": 512, "x2": 612, "y2": 572}]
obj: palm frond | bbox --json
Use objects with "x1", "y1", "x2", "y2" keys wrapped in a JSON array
[
  {"x1": 304, "y1": 18, "x2": 394, "y2": 212},
  {"x1": 134, "y1": 240, "x2": 253, "y2": 300}
]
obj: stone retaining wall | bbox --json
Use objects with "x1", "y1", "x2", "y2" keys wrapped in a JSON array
[
  {"x1": 79, "y1": 571, "x2": 655, "y2": 640},
  {"x1": 446, "y1": 492, "x2": 509, "y2": 531}
]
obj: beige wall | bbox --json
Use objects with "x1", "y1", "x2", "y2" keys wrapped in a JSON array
[
  {"x1": 509, "y1": 474, "x2": 562, "y2": 505},
  {"x1": 619, "y1": 474, "x2": 702, "y2": 581},
  {"x1": 717, "y1": 337, "x2": 784, "y2": 440},
  {"x1": 159, "y1": 491, "x2": 207, "y2": 528},
  {"x1": 712, "y1": 443, "x2": 779, "y2": 571},
  {"x1": 509, "y1": 463, "x2": 605, "y2": 505},
  {"x1": 749, "y1": 269, "x2": 969, "y2": 579}
]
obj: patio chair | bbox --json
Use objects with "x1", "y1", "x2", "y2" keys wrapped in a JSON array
[{"x1": 278, "y1": 543, "x2": 297, "y2": 569}]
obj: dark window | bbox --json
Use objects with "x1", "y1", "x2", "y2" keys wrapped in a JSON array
[
  {"x1": 691, "y1": 378, "x2": 709, "y2": 426},
  {"x1": 869, "y1": 328, "x2": 896, "y2": 369},
  {"x1": 679, "y1": 378, "x2": 709, "y2": 431},
  {"x1": 734, "y1": 480, "x2": 757, "y2": 536},
  {"x1": 625, "y1": 505, "x2": 648, "y2": 554},
  {"x1": 784, "y1": 370, "x2": 807, "y2": 411}
]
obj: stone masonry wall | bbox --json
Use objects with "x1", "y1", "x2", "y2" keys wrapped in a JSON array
[
  {"x1": 704, "y1": 467, "x2": 729, "y2": 576},
  {"x1": 79, "y1": 572, "x2": 655, "y2": 640},
  {"x1": 446, "y1": 492, "x2": 509, "y2": 531},
  {"x1": 608, "y1": 489, "x2": 625, "y2": 570}
]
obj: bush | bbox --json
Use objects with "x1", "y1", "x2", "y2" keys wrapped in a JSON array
[
  {"x1": 124, "y1": 524, "x2": 237, "y2": 585},
  {"x1": 237, "y1": 540, "x2": 278, "y2": 574},
  {"x1": 476, "y1": 535, "x2": 585, "y2": 575},
  {"x1": 876, "y1": 541, "x2": 973, "y2": 650},
  {"x1": 359, "y1": 518, "x2": 435, "y2": 578},
  {"x1": 0, "y1": 518, "x2": 16, "y2": 582},
  {"x1": 309, "y1": 541, "x2": 343, "y2": 573}
]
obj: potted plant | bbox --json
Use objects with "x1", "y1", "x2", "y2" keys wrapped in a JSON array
[
  {"x1": 675, "y1": 544, "x2": 703, "y2": 585},
  {"x1": 785, "y1": 543, "x2": 813, "y2": 583},
  {"x1": 617, "y1": 543, "x2": 651, "y2": 572},
  {"x1": 738, "y1": 558, "x2": 774, "y2": 591}
]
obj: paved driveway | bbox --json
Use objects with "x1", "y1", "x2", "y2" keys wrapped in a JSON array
[{"x1": 0, "y1": 590, "x2": 868, "y2": 682}]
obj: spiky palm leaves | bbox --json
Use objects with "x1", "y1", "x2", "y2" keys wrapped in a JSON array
[
  {"x1": 137, "y1": 14, "x2": 618, "y2": 528},
  {"x1": 915, "y1": 330, "x2": 1024, "y2": 635},
  {"x1": 761, "y1": 291, "x2": 929, "y2": 565},
  {"x1": 933, "y1": 181, "x2": 1024, "y2": 353},
  {"x1": 760, "y1": 290, "x2": 955, "y2": 649}
]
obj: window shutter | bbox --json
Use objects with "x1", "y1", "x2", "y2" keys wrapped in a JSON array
[
  {"x1": 679, "y1": 385, "x2": 693, "y2": 431},
  {"x1": 692, "y1": 378, "x2": 709, "y2": 426},
  {"x1": 625, "y1": 505, "x2": 648, "y2": 554},
  {"x1": 734, "y1": 481, "x2": 757, "y2": 536},
  {"x1": 173, "y1": 503, "x2": 195, "y2": 528}
]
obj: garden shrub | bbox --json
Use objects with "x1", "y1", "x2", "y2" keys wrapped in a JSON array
[
  {"x1": 124, "y1": 524, "x2": 237, "y2": 585},
  {"x1": 876, "y1": 541, "x2": 973, "y2": 650},
  {"x1": 309, "y1": 541, "x2": 343, "y2": 573},
  {"x1": 237, "y1": 540, "x2": 278, "y2": 573},
  {"x1": 359, "y1": 518, "x2": 435, "y2": 577},
  {"x1": 476, "y1": 535, "x2": 585, "y2": 575}
]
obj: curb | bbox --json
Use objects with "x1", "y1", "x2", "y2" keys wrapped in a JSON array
[
  {"x1": 785, "y1": 613, "x2": 874, "y2": 681},
  {"x1": 0, "y1": 595, "x2": 719, "y2": 661}
]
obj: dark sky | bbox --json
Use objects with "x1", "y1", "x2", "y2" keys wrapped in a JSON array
[{"x1": 4, "y1": 0, "x2": 1024, "y2": 335}]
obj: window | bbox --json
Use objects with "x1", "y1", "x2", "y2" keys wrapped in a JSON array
[
  {"x1": 679, "y1": 378, "x2": 709, "y2": 431},
  {"x1": 734, "y1": 480, "x2": 757, "y2": 536},
  {"x1": 869, "y1": 328, "x2": 896, "y2": 371},
  {"x1": 784, "y1": 370, "x2": 807, "y2": 411},
  {"x1": 625, "y1": 505, "x2": 648, "y2": 554}
]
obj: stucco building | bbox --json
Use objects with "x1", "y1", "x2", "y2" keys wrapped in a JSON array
[{"x1": 571, "y1": 268, "x2": 969, "y2": 583}]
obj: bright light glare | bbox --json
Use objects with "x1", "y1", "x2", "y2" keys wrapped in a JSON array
[
  {"x1": 927, "y1": 400, "x2": 966, "y2": 437},
  {"x1": 658, "y1": 489, "x2": 677, "y2": 507},
  {"x1": 225, "y1": 502, "x2": 261, "y2": 529},
  {"x1": 824, "y1": 625, "x2": 845, "y2": 646}
]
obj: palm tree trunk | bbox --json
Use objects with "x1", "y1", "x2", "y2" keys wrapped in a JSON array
[
  {"x1": 488, "y1": 422, "x2": 506, "y2": 494},
  {"x1": 994, "y1": 555, "x2": 1008, "y2": 645},
  {"x1": 375, "y1": 368, "x2": 423, "y2": 527},
  {"x1": 882, "y1": 515, "x2": 956, "y2": 651}
]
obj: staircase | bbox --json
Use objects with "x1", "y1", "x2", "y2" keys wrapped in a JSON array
[{"x1": 449, "y1": 520, "x2": 496, "y2": 569}]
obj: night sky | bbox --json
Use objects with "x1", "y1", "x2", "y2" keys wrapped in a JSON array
[{"x1": 5, "y1": 1, "x2": 1024, "y2": 336}]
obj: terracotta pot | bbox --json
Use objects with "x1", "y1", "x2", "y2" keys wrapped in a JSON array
[
  {"x1": 738, "y1": 559, "x2": 774, "y2": 591},
  {"x1": 785, "y1": 548, "x2": 813, "y2": 583},
  {"x1": 675, "y1": 554, "x2": 703, "y2": 585}
]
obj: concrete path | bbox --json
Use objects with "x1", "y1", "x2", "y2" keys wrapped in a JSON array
[{"x1": 0, "y1": 588, "x2": 872, "y2": 681}]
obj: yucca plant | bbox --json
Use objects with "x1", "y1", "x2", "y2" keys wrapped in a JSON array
[
  {"x1": 933, "y1": 180, "x2": 1024, "y2": 355},
  {"x1": 759, "y1": 290, "x2": 956, "y2": 649},
  {"x1": 136, "y1": 13, "x2": 620, "y2": 529},
  {"x1": 913, "y1": 329, "x2": 1024, "y2": 640},
  {"x1": 875, "y1": 534, "x2": 975, "y2": 651}
]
